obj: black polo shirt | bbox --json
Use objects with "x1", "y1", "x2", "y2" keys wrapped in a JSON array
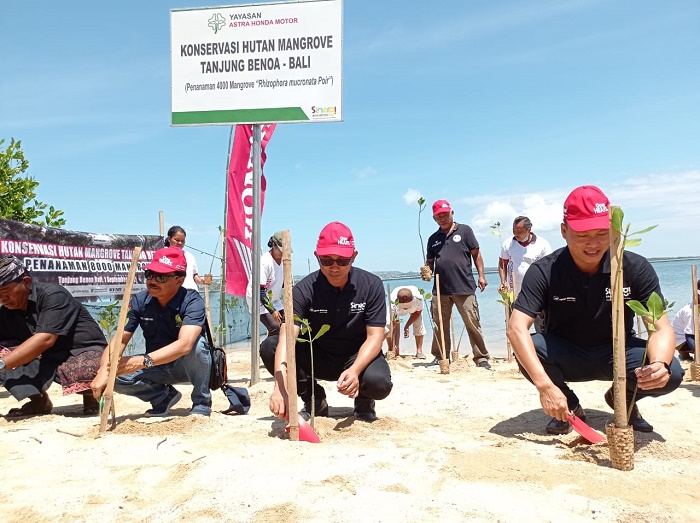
[
  {"x1": 0, "y1": 281, "x2": 106, "y2": 362},
  {"x1": 126, "y1": 287, "x2": 205, "y2": 353},
  {"x1": 293, "y1": 267, "x2": 386, "y2": 356},
  {"x1": 514, "y1": 247, "x2": 663, "y2": 347},
  {"x1": 426, "y1": 223, "x2": 480, "y2": 295}
]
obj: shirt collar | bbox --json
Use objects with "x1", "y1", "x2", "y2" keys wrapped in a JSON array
[{"x1": 143, "y1": 286, "x2": 187, "y2": 310}]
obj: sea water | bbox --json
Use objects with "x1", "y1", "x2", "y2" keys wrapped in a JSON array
[{"x1": 96, "y1": 258, "x2": 699, "y2": 356}]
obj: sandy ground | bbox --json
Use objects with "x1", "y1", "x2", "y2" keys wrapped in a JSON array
[{"x1": 1, "y1": 342, "x2": 699, "y2": 523}]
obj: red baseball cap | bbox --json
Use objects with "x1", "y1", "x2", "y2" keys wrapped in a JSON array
[
  {"x1": 432, "y1": 200, "x2": 452, "y2": 216},
  {"x1": 145, "y1": 247, "x2": 187, "y2": 273},
  {"x1": 315, "y1": 222, "x2": 355, "y2": 257},
  {"x1": 563, "y1": 185, "x2": 610, "y2": 231}
]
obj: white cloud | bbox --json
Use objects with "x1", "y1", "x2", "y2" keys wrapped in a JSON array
[
  {"x1": 353, "y1": 166, "x2": 376, "y2": 179},
  {"x1": 451, "y1": 170, "x2": 700, "y2": 259},
  {"x1": 403, "y1": 189, "x2": 423, "y2": 205}
]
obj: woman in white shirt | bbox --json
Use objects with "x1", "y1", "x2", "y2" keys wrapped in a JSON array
[{"x1": 165, "y1": 226, "x2": 204, "y2": 291}]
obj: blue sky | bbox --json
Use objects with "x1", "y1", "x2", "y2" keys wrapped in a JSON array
[{"x1": 1, "y1": 0, "x2": 698, "y2": 276}]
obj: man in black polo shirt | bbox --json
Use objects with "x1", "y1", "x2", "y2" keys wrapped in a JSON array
[
  {"x1": 263, "y1": 222, "x2": 392, "y2": 423},
  {"x1": 0, "y1": 255, "x2": 106, "y2": 417},
  {"x1": 508, "y1": 186, "x2": 684, "y2": 435},
  {"x1": 91, "y1": 247, "x2": 212, "y2": 417},
  {"x1": 422, "y1": 199, "x2": 491, "y2": 368}
]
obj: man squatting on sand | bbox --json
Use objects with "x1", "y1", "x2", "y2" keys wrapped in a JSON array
[
  {"x1": 91, "y1": 247, "x2": 213, "y2": 417},
  {"x1": 264, "y1": 221, "x2": 393, "y2": 423},
  {"x1": 0, "y1": 255, "x2": 106, "y2": 417},
  {"x1": 507, "y1": 185, "x2": 684, "y2": 435}
]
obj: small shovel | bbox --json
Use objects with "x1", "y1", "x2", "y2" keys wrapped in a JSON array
[
  {"x1": 568, "y1": 413, "x2": 605, "y2": 444},
  {"x1": 286, "y1": 415, "x2": 321, "y2": 443}
]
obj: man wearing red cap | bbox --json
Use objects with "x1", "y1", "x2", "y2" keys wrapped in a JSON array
[
  {"x1": 91, "y1": 247, "x2": 212, "y2": 417},
  {"x1": 264, "y1": 222, "x2": 392, "y2": 423},
  {"x1": 423, "y1": 200, "x2": 491, "y2": 368},
  {"x1": 508, "y1": 186, "x2": 684, "y2": 435}
]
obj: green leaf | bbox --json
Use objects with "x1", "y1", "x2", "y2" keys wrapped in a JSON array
[
  {"x1": 497, "y1": 300, "x2": 508, "y2": 306},
  {"x1": 628, "y1": 225, "x2": 658, "y2": 236},
  {"x1": 611, "y1": 207, "x2": 624, "y2": 233},
  {"x1": 624, "y1": 238, "x2": 642, "y2": 248},
  {"x1": 312, "y1": 324, "x2": 330, "y2": 342},
  {"x1": 296, "y1": 338, "x2": 309, "y2": 343},
  {"x1": 424, "y1": 293, "x2": 432, "y2": 300},
  {"x1": 300, "y1": 325, "x2": 309, "y2": 336},
  {"x1": 646, "y1": 292, "x2": 665, "y2": 322},
  {"x1": 626, "y1": 300, "x2": 649, "y2": 317},
  {"x1": 417, "y1": 197, "x2": 425, "y2": 206}
]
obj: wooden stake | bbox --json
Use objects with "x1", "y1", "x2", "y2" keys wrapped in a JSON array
[
  {"x1": 609, "y1": 207, "x2": 627, "y2": 428},
  {"x1": 203, "y1": 284, "x2": 214, "y2": 336},
  {"x1": 99, "y1": 247, "x2": 142, "y2": 434},
  {"x1": 435, "y1": 274, "x2": 448, "y2": 362},
  {"x1": 159, "y1": 211, "x2": 164, "y2": 237},
  {"x1": 281, "y1": 231, "x2": 298, "y2": 441},
  {"x1": 386, "y1": 284, "x2": 394, "y2": 355},
  {"x1": 692, "y1": 265, "x2": 699, "y2": 363},
  {"x1": 505, "y1": 303, "x2": 513, "y2": 362}
]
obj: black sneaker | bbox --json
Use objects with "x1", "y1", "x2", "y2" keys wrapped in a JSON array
[
  {"x1": 477, "y1": 360, "x2": 492, "y2": 370},
  {"x1": 353, "y1": 398, "x2": 376, "y2": 422},
  {"x1": 428, "y1": 357, "x2": 440, "y2": 366},
  {"x1": 545, "y1": 404, "x2": 586, "y2": 435},
  {"x1": 145, "y1": 386, "x2": 182, "y2": 417},
  {"x1": 301, "y1": 398, "x2": 329, "y2": 420},
  {"x1": 604, "y1": 388, "x2": 653, "y2": 432}
]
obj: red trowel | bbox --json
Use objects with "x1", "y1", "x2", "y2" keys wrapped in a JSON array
[
  {"x1": 568, "y1": 413, "x2": 605, "y2": 443},
  {"x1": 286, "y1": 415, "x2": 321, "y2": 443}
]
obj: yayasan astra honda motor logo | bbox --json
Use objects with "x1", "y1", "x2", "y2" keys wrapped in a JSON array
[{"x1": 208, "y1": 14, "x2": 226, "y2": 33}]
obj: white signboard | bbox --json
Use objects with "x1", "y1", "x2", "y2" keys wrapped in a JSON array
[{"x1": 171, "y1": 0, "x2": 342, "y2": 125}]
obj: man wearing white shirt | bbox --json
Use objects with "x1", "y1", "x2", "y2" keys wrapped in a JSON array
[
  {"x1": 498, "y1": 216, "x2": 552, "y2": 296},
  {"x1": 386, "y1": 286, "x2": 426, "y2": 359},
  {"x1": 246, "y1": 232, "x2": 285, "y2": 337},
  {"x1": 671, "y1": 279, "x2": 699, "y2": 361},
  {"x1": 499, "y1": 216, "x2": 552, "y2": 332}
]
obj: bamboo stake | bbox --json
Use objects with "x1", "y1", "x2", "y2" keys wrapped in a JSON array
[
  {"x1": 505, "y1": 303, "x2": 513, "y2": 362},
  {"x1": 435, "y1": 274, "x2": 448, "y2": 363},
  {"x1": 609, "y1": 207, "x2": 627, "y2": 428},
  {"x1": 99, "y1": 247, "x2": 142, "y2": 434},
  {"x1": 159, "y1": 211, "x2": 164, "y2": 237},
  {"x1": 692, "y1": 265, "x2": 699, "y2": 364},
  {"x1": 450, "y1": 315, "x2": 458, "y2": 362},
  {"x1": 203, "y1": 284, "x2": 214, "y2": 336},
  {"x1": 281, "y1": 231, "x2": 298, "y2": 440},
  {"x1": 386, "y1": 284, "x2": 396, "y2": 357}
]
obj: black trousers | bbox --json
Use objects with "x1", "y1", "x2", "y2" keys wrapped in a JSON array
[
  {"x1": 260, "y1": 335, "x2": 393, "y2": 403},
  {"x1": 518, "y1": 333, "x2": 685, "y2": 410}
]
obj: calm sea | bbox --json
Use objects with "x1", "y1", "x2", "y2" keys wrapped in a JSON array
[{"x1": 101, "y1": 258, "x2": 699, "y2": 356}]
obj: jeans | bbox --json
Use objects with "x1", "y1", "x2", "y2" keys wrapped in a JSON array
[
  {"x1": 115, "y1": 335, "x2": 212, "y2": 408},
  {"x1": 260, "y1": 335, "x2": 393, "y2": 403},
  {"x1": 518, "y1": 333, "x2": 685, "y2": 409}
]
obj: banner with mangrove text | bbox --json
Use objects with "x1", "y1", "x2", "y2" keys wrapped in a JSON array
[{"x1": 0, "y1": 218, "x2": 163, "y2": 302}]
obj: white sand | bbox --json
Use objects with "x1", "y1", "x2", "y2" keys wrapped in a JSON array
[{"x1": 1, "y1": 344, "x2": 699, "y2": 523}]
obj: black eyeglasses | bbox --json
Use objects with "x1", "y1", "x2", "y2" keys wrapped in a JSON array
[
  {"x1": 144, "y1": 269, "x2": 179, "y2": 283},
  {"x1": 317, "y1": 256, "x2": 353, "y2": 267}
]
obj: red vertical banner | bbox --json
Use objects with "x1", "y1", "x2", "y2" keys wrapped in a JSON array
[{"x1": 225, "y1": 124, "x2": 276, "y2": 296}]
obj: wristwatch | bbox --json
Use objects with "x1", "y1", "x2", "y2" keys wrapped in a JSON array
[
  {"x1": 0, "y1": 359, "x2": 5, "y2": 371},
  {"x1": 143, "y1": 354, "x2": 155, "y2": 368}
]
